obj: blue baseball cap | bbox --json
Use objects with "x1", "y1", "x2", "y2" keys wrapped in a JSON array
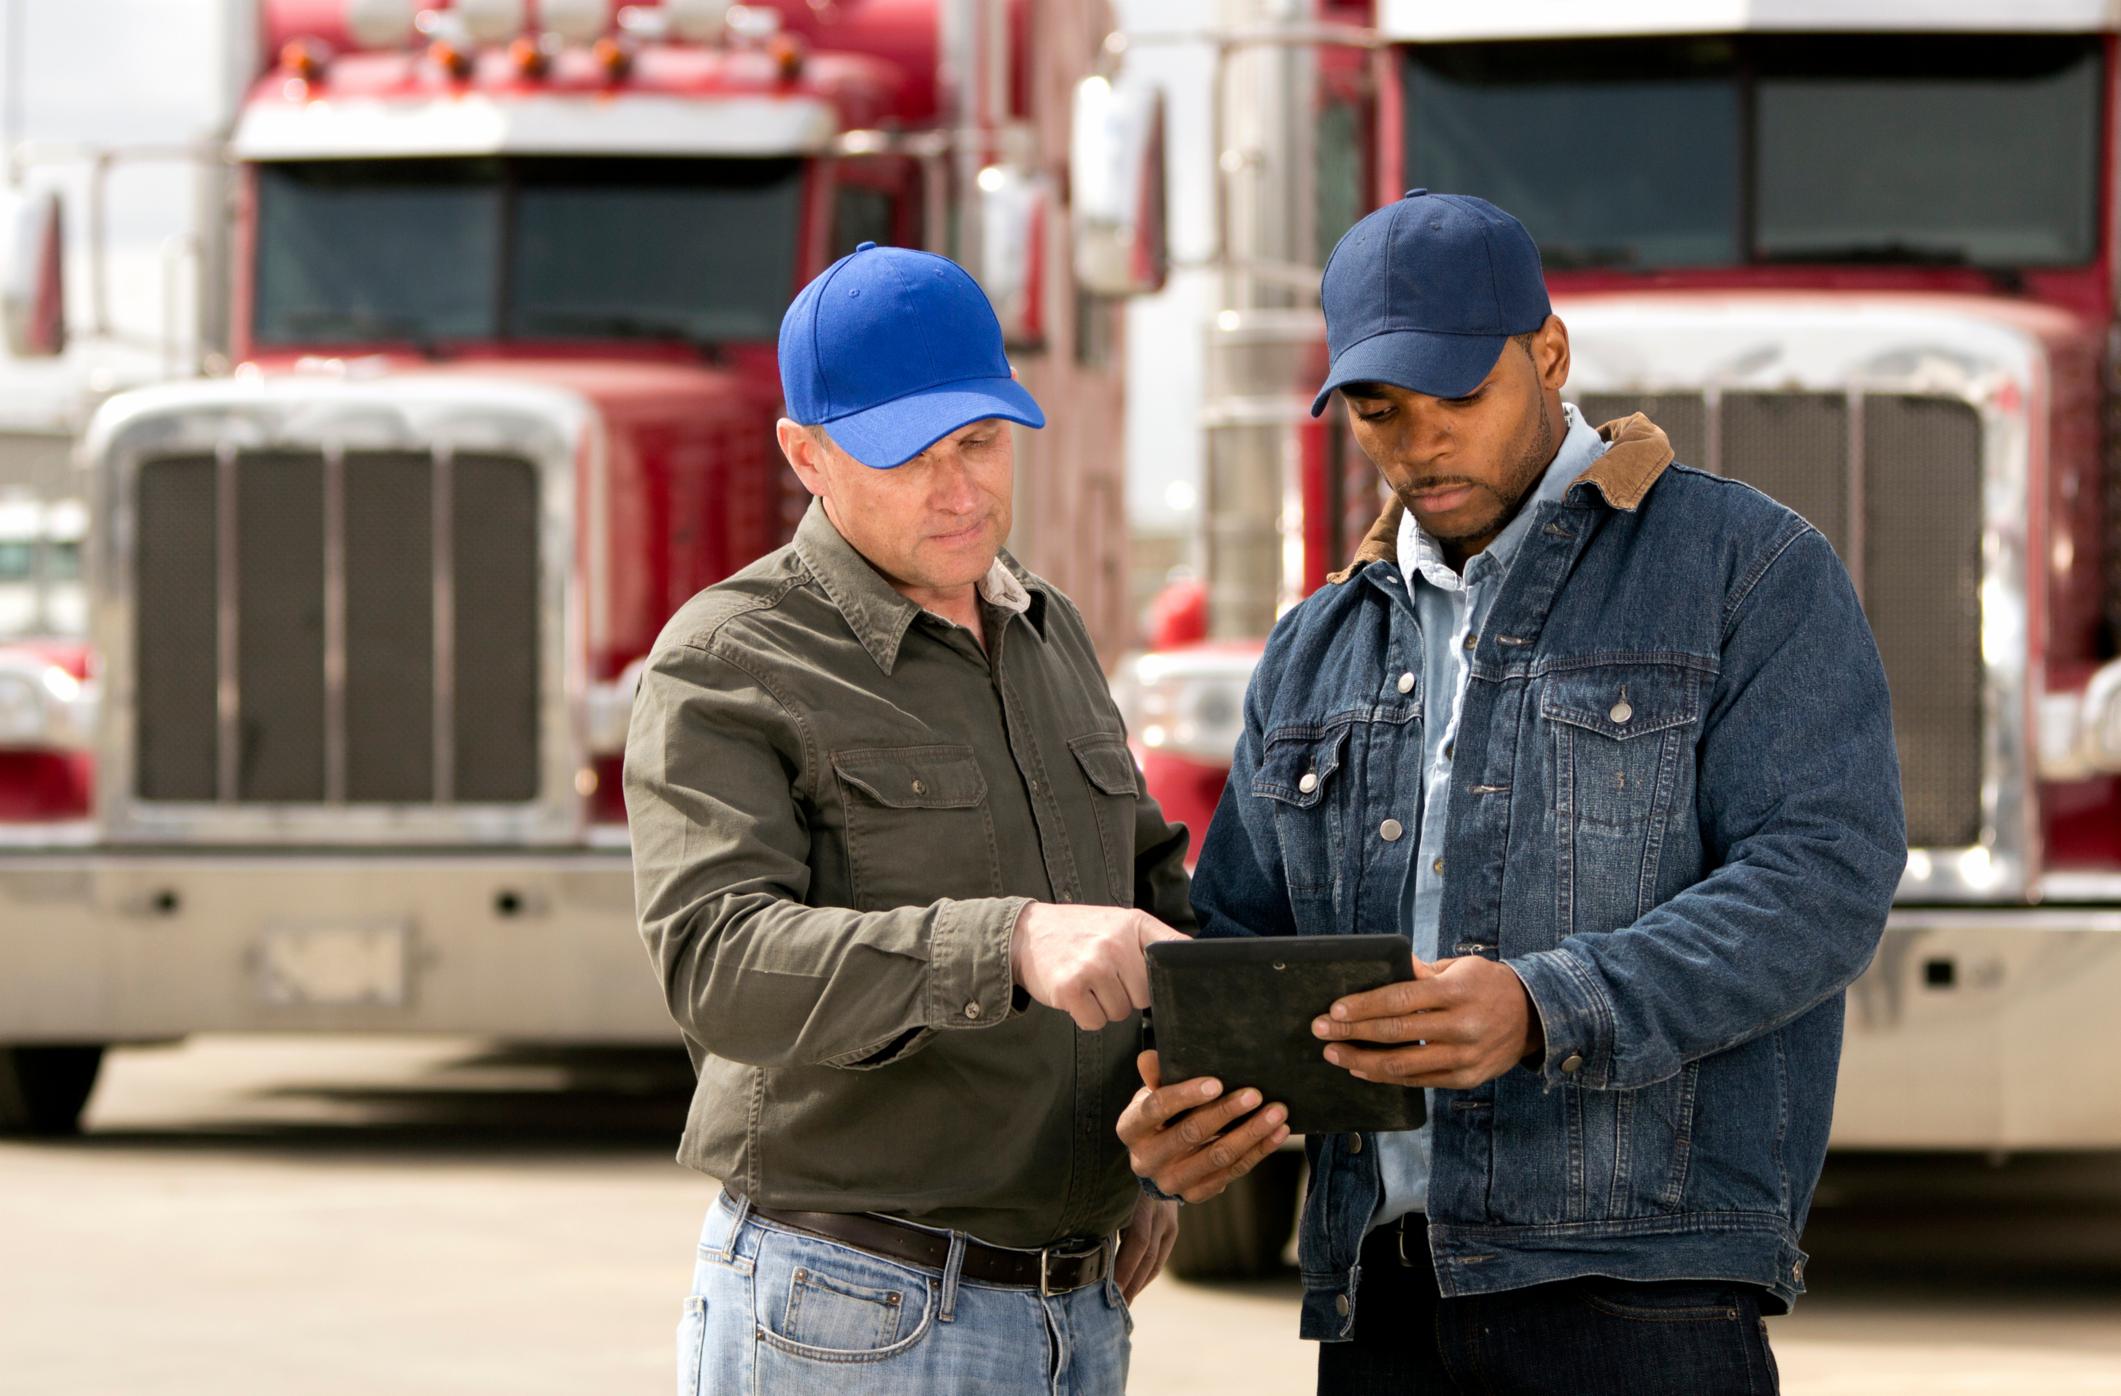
[
  {"x1": 1310, "y1": 189, "x2": 1552, "y2": 416},
  {"x1": 778, "y1": 241, "x2": 1045, "y2": 468}
]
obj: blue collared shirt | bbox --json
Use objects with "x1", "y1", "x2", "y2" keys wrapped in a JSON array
[{"x1": 1371, "y1": 401, "x2": 1610, "y2": 1229}]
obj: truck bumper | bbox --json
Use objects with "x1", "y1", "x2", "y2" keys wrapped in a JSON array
[
  {"x1": 1834, "y1": 906, "x2": 2121, "y2": 1149},
  {"x1": 0, "y1": 849, "x2": 676, "y2": 1044}
]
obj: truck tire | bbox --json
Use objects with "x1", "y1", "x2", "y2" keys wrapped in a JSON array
[
  {"x1": 1166, "y1": 1148, "x2": 1305, "y2": 1281},
  {"x1": 0, "y1": 1045, "x2": 105, "y2": 1136}
]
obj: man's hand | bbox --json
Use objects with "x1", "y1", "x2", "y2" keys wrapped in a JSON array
[
  {"x1": 1311, "y1": 956, "x2": 1545, "y2": 1089},
  {"x1": 1116, "y1": 1050, "x2": 1290, "y2": 1204},
  {"x1": 1113, "y1": 1193, "x2": 1178, "y2": 1302},
  {"x1": 1011, "y1": 904, "x2": 1186, "y2": 1031}
]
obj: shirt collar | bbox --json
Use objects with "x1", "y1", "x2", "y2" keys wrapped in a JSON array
[
  {"x1": 1397, "y1": 401, "x2": 1608, "y2": 597},
  {"x1": 792, "y1": 500, "x2": 1042, "y2": 673}
]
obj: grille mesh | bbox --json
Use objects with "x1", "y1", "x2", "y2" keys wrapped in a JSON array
[
  {"x1": 132, "y1": 449, "x2": 541, "y2": 809},
  {"x1": 1575, "y1": 389, "x2": 1983, "y2": 848},
  {"x1": 135, "y1": 456, "x2": 219, "y2": 801}
]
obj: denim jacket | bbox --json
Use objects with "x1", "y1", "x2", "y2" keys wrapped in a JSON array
[{"x1": 1189, "y1": 414, "x2": 1907, "y2": 1340}]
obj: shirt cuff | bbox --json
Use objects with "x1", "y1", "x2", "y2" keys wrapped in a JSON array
[{"x1": 927, "y1": 895, "x2": 1033, "y2": 1030}]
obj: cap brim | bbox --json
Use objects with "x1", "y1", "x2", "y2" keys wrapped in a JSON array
[
  {"x1": 1308, "y1": 330, "x2": 1507, "y2": 417},
  {"x1": 822, "y1": 375, "x2": 1047, "y2": 469}
]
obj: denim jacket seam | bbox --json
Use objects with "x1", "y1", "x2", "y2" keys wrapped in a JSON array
[{"x1": 1720, "y1": 519, "x2": 1814, "y2": 645}]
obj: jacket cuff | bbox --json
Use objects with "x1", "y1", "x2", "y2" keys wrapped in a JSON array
[
  {"x1": 928, "y1": 896, "x2": 1033, "y2": 1030},
  {"x1": 1138, "y1": 1173, "x2": 1184, "y2": 1204},
  {"x1": 1505, "y1": 948, "x2": 1616, "y2": 1090}
]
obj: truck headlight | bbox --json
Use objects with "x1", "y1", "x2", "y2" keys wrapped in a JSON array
[
  {"x1": 0, "y1": 654, "x2": 94, "y2": 751},
  {"x1": 1111, "y1": 648, "x2": 1259, "y2": 765}
]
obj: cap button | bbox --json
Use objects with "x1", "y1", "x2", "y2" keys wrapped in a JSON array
[
  {"x1": 855, "y1": 241, "x2": 878, "y2": 252},
  {"x1": 1403, "y1": 187, "x2": 1429, "y2": 199}
]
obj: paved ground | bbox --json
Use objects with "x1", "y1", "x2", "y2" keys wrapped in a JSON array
[{"x1": 2, "y1": 1037, "x2": 2118, "y2": 1394}]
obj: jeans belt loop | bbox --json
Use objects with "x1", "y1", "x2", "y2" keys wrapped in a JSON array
[
  {"x1": 719, "y1": 1190, "x2": 753, "y2": 1265},
  {"x1": 939, "y1": 1230, "x2": 968, "y2": 1322}
]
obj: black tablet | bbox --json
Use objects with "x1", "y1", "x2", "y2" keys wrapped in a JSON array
[{"x1": 1146, "y1": 934, "x2": 1426, "y2": 1136}]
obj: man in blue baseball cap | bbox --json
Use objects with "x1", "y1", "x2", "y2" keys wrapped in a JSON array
[
  {"x1": 1122, "y1": 192, "x2": 1904, "y2": 1393},
  {"x1": 625, "y1": 242, "x2": 1196, "y2": 1394}
]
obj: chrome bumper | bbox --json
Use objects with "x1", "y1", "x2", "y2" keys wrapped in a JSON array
[
  {"x1": 1835, "y1": 907, "x2": 2121, "y2": 1149},
  {"x1": 0, "y1": 849, "x2": 675, "y2": 1043}
]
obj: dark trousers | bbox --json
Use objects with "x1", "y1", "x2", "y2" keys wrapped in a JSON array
[{"x1": 1316, "y1": 1216, "x2": 1780, "y2": 1396}]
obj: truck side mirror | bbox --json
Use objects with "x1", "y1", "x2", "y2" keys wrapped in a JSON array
[
  {"x1": 978, "y1": 165, "x2": 1052, "y2": 351},
  {"x1": 1069, "y1": 73, "x2": 1167, "y2": 297},
  {"x1": 2, "y1": 187, "x2": 68, "y2": 360}
]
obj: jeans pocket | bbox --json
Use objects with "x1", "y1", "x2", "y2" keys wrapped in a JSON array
[
  {"x1": 675, "y1": 1295, "x2": 706, "y2": 1396},
  {"x1": 1581, "y1": 1279, "x2": 1747, "y2": 1323},
  {"x1": 752, "y1": 1230, "x2": 936, "y2": 1364},
  {"x1": 1104, "y1": 1278, "x2": 1136, "y2": 1338}
]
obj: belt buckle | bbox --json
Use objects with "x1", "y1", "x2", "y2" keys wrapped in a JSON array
[{"x1": 1037, "y1": 1240, "x2": 1102, "y2": 1297}]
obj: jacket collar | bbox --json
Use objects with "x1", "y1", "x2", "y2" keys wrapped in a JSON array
[
  {"x1": 792, "y1": 499, "x2": 1046, "y2": 673},
  {"x1": 1326, "y1": 411, "x2": 1677, "y2": 585}
]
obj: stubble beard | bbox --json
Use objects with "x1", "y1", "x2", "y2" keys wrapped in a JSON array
[{"x1": 1403, "y1": 400, "x2": 1561, "y2": 548}]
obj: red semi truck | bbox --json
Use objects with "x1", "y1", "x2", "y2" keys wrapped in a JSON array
[
  {"x1": 1121, "y1": 0, "x2": 2121, "y2": 1273},
  {"x1": 0, "y1": 0, "x2": 1166, "y2": 1133}
]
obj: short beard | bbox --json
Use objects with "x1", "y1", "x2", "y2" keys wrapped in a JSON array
[{"x1": 1398, "y1": 399, "x2": 1560, "y2": 547}]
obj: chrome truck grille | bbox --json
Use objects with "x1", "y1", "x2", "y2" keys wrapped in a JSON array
[
  {"x1": 134, "y1": 448, "x2": 540, "y2": 806},
  {"x1": 1576, "y1": 390, "x2": 1984, "y2": 850}
]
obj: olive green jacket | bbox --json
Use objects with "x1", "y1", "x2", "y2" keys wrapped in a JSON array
[{"x1": 624, "y1": 501, "x2": 1195, "y2": 1247}]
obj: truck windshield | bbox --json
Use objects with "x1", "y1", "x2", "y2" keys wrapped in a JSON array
[
  {"x1": 1402, "y1": 34, "x2": 2100, "y2": 270},
  {"x1": 254, "y1": 157, "x2": 804, "y2": 349}
]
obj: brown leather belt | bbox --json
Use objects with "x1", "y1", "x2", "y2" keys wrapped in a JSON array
[{"x1": 733, "y1": 1193, "x2": 1113, "y2": 1296}]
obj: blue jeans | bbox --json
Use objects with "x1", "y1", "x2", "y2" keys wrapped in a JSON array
[
  {"x1": 1317, "y1": 1217, "x2": 1780, "y2": 1395},
  {"x1": 678, "y1": 1191, "x2": 1132, "y2": 1395}
]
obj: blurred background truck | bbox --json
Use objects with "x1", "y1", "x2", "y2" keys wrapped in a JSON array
[
  {"x1": 1119, "y1": 0, "x2": 2121, "y2": 1276},
  {"x1": 0, "y1": 0, "x2": 1168, "y2": 1134}
]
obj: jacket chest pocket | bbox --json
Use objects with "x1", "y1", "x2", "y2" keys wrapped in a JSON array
[
  {"x1": 1068, "y1": 731, "x2": 1140, "y2": 908},
  {"x1": 1541, "y1": 665, "x2": 1699, "y2": 837},
  {"x1": 1250, "y1": 724, "x2": 1353, "y2": 897},
  {"x1": 832, "y1": 745, "x2": 1001, "y2": 909}
]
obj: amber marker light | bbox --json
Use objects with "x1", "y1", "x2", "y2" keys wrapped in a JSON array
[
  {"x1": 280, "y1": 39, "x2": 326, "y2": 82},
  {"x1": 593, "y1": 36, "x2": 632, "y2": 80},
  {"x1": 508, "y1": 35, "x2": 548, "y2": 77},
  {"x1": 428, "y1": 39, "x2": 472, "y2": 78},
  {"x1": 767, "y1": 32, "x2": 805, "y2": 81}
]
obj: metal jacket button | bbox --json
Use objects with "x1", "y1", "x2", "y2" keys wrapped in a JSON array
[
  {"x1": 1299, "y1": 772, "x2": 1319, "y2": 794},
  {"x1": 1397, "y1": 672, "x2": 1415, "y2": 694},
  {"x1": 1560, "y1": 1053, "x2": 1584, "y2": 1073},
  {"x1": 964, "y1": 1001, "x2": 983, "y2": 1020},
  {"x1": 911, "y1": 778, "x2": 927, "y2": 795},
  {"x1": 1610, "y1": 688, "x2": 1633, "y2": 724},
  {"x1": 1335, "y1": 1294, "x2": 1352, "y2": 1317},
  {"x1": 1379, "y1": 819, "x2": 1404, "y2": 842}
]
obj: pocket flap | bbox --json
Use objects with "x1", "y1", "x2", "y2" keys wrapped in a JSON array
[
  {"x1": 1251, "y1": 723, "x2": 1350, "y2": 807},
  {"x1": 831, "y1": 745, "x2": 987, "y2": 809},
  {"x1": 1069, "y1": 733, "x2": 1139, "y2": 796},
  {"x1": 1539, "y1": 664, "x2": 1699, "y2": 740}
]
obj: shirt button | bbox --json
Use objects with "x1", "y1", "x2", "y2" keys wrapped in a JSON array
[
  {"x1": 1396, "y1": 672, "x2": 1415, "y2": 694},
  {"x1": 1335, "y1": 1294, "x2": 1352, "y2": 1317},
  {"x1": 1299, "y1": 772, "x2": 1319, "y2": 794},
  {"x1": 1560, "y1": 1053, "x2": 1584, "y2": 1074},
  {"x1": 964, "y1": 1001, "x2": 983, "y2": 1020},
  {"x1": 1462, "y1": 633, "x2": 1477, "y2": 651},
  {"x1": 911, "y1": 778, "x2": 927, "y2": 796},
  {"x1": 1443, "y1": 742, "x2": 1454, "y2": 760},
  {"x1": 1431, "y1": 857, "x2": 1445, "y2": 875},
  {"x1": 1379, "y1": 819, "x2": 1404, "y2": 842}
]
